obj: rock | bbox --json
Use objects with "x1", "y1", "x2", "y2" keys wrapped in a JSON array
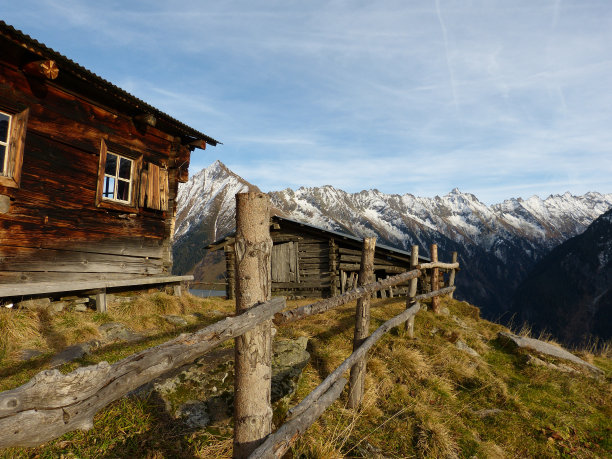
[
  {"x1": 163, "y1": 315, "x2": 188, "y2": 327},
  {"x1": 145, "y1": 337, "x2": 310, "y2": 428},
  {"x1": 429, "y1": 327, "x2": 440, "y2": 336},
  {"x1": 175, "y1": 400, "x2": 210, "y2": 428},
  {"x1": 474, "y1": 408, "x2": 503, "y2": 419},
  {"x1": 526, "y1": 355, "x2": 577, "y2": 374},
  {"x1": 455, "y1": 339, "x2": 480, "y2": 357},
  {"x1": 271, "y1": 337, "x2": 310, "y2": 404},
  {"x1": 16, "y1": 298, "x2": 50, "y2": 311},
  {"x1": 50, "y1": 340, "x2": 100, "y2": 367},
  {"x1": 440, "y1": 307, "x2": 450, "y2": 315},
  {"x1": 498, "y1": 332, "x2": 603, "y2": 376},
  {"x1": 20, "y1": 349, "x2": 44, "y2": 361},
  {"x1": 99, "y1": 322, "x2": 142, "y2": 342},
  {"x1": 74, "y1": 304, "x2": 89, "y2": 312},
  {"x1": 49, "y1": 301, "x2": 66, "y2": 314}
]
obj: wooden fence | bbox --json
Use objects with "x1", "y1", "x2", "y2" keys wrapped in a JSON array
[{"x1": 0, "y1": 192, "x2": 459, "y2": 458}]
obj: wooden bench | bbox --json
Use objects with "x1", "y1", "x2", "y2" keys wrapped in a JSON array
[{"x1": 0, "y1": 275, "x2": 194, "y2": 313}]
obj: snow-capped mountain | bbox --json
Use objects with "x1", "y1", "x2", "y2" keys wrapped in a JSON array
[
  {"x1": 173, "y1": 160, "x2": 612, "y2": 320},
  {"x1": 512, "y1": 208, "x2": 612, "y2": 344},
  {"x1": 172, "y1": 161, "x2": 262, "y2": 278}
]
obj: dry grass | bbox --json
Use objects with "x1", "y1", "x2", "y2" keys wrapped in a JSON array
[{"x1": 1, "y1": 293, "x2": 611, "y2": 458}]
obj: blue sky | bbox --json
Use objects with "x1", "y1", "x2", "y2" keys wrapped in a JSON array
[{"x1": 4, "y1": 1, "x2": 612, "y2": 204}]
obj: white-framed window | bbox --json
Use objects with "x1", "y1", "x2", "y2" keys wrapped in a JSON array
[
  {"x1": 0, "y1": 110, "x2": 12, "y2": 176},
  {"x1": 102, "y1": 151, "x2": 133, "y2": 203}
]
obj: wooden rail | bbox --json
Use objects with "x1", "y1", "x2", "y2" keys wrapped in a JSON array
[{"x1": 0, "y1": 193, "x2": 460, "y2": 456}]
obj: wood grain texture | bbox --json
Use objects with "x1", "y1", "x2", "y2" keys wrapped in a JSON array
[{"x1": 234, "y1": 192, "x2": 273, "y2": 458}]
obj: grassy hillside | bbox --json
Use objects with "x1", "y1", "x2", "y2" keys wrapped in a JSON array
[{"x1": 1, "y1": 293, "x2": 610, "y2": 458}]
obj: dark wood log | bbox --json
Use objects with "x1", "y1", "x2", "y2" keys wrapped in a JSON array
[
  {"x1": 22, "y1": 60, "x2": 59, "y2": 79},
  {"x1": 430, "y1": 244, "x2": 440, "y2": 313},
  {"x1": 0, "y1": 297, "x2": 286, "y2": 448},
  {"x1": 286, "y1": 302, "x2": 422, "y2": 420},
  {"x1": 133, "y1": 113, "x2": 157, "y2": 127},
  {"x1": 233, "y1": 192, "x2": 273, "y2": 458},
  {"x1": 329, "y1": 238, "x2": 338, "y2": 297},
  {"x1": 249, "y1": 378, "x2": 347, "y2": 459},
  {"x1": 274, "y1": 269, "x2": 421, "y2": 325},
  {"x1": 348, "y1": 237, "x2": 375, "y2": 409}
]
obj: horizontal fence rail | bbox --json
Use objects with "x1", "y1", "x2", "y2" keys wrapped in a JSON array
[
  {"x1": 0, "y1": 192, "x2": 460, "y2": 457},
  {"x1": 0, "y1": 297, "x2": 286, "y2": 448}
]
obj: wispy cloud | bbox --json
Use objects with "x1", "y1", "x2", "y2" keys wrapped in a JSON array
[{"x1": 3, "y1": 1, "x2": 612, "y2": 204}]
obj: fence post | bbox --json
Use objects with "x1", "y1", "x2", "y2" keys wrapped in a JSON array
[
  {"x1": 431, "y1": 243, "x2": 440, "y2": 313},
  {"x1": 348, "y1": 237, "x2": 376, "y2": 409},
  {"x1": 448, "y1": 251, "x2": 457, "y2": 299},
  {"x1": 405, "y1": 245, "x2": 419, "y2": 337},
  {"x1": 233, "y1": 192, "x2": 273, "y2": 458}
]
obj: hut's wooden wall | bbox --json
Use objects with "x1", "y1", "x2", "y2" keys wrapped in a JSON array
[{"x1": 0, "y1": 53, "x2": 190, "y2": 284}]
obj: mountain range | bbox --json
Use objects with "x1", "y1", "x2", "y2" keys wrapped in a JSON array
[
  {"x1": 512, "y1": 207, "x2": 612, "y2": 345},
  {"x1": 173, "y1": 160, "x2": 612, "y2": 327}
]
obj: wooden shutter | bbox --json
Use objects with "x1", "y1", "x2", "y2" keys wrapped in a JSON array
[
  {"x1": 94, "y1": 139, "x2": 108, "y2": 206},
  {"x1": 159, "y1": 168, "x2": 168, "y2": 211},
  {"x1": 139, "y1": 162, "x2": 168, "y2": 211},
  {"x1": 1, "y1": 107, "x2": 28, "y2": 188}
]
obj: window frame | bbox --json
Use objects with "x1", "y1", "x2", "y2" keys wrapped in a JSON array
[
  {"x1": 0, "y1": 105, "x2": 29, "y2": 189},
  {"x1": 0, "y1": 109, "x2": 12, "y2": 175},
  {"x1": 95, "y1": 139, "x2": 142, "y2": 211}
]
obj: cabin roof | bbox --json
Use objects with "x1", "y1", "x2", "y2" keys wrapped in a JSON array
[
  {"x1": 0, "y1": 20, "x2": 219, "y2": 147},
  {"x1": 207, "y1": 215, "x2": 431, "y2": 262}
]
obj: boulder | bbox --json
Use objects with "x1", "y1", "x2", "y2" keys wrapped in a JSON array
[
  {"x1": 163, "y1": 315, "x2": 188, "y2": 327},
  {"x1": 99, "y1": 322, "x2": 142, "y2": 342},
  {"x1": 498, "y1": 332, "x2": 603, "y2": 376}
]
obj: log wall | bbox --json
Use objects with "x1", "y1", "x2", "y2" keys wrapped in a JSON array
[{"x1": 0, "y1": 51, "x2": 192, "y2": 286}]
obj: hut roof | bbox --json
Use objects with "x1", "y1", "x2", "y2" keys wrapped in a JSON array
[
  {"x1": 0, "y1": 20, "x2": 219, "y2": 147},
  {"x1": 207, "y1": 215, "x2": 431, "y2": 262}
]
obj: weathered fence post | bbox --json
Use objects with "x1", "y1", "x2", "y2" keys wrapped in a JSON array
[
  {"x1": 431, "y1": 243, "x2": 440, "y2": 314},
  {"x1": 448, "y1": 251, "x2": 457, "y2": 299},
  {"x1": 348, "y1": 236, "x2": 376, "y2": 409},
  {"x1": 405, "y1": 245, "x2": 419, "y2": 337},
  {"x1": 233, "y1": 192, "x2": 273, "y2": 458}
]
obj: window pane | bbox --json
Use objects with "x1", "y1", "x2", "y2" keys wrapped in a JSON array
[
  {"x1": 0, "y1": 145, "x2": 5, "y2": 174},
  {"x1": 0, "y1": 113, "x2": 9, "y2": 142},
  {"x1": 105, "y1": 153, "x2": 117, "y2": 176},
  {"x1": 103, "y1": 176, "x2": 115, "y2": 198},
  {"x1": 119, "y1": 157, "x2": 132, "y2": 179},
  {"x1": 117, "y1": 179, "x2": 130, "y2": 201}
]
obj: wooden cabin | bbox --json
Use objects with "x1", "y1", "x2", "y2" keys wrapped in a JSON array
[
  {"x1": 0, "y1": 22, "x2": 218, "y2": 307},
  {"x1": 208, "y1": 216, "x2": 432, "y2": 299}
]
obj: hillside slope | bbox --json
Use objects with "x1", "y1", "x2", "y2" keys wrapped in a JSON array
[
  {"x1": 2, "y1": 294, "x2": 610, "y2": 458},
  {"x1": 512, "y1": 208, "x2": 612, "y2": 345}
]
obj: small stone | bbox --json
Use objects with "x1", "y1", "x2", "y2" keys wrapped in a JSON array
[
  {"x1": 429, "y1": 327, "x2": 439, "y2": 336},
  {"x1": 49, "y1": 340, "x2": 100, "y2": 367},
  {"x1": 474, "y1": 408, "x2": 503, "y2": 419},
  {"x1": 455, "y1": 339, "x2": 480, "y2": 357},
  {"x1": 74, "y1": 304, "x2": 89, "y2": 312},
  {"x1": 440, "y1": 307, "x2": 450, "y2": 315},
  {"x1": 49, "y1": 301, "x2": 67, "y2": 314},
  {"x1": 99, "y1": 322, "x2": 142, "y2": 342},
  {"x1": 16, "y1": 298, "x2": 50, "y2": 311},
  {"x1": 175, "y1": 400, "x2": 210, "y2": 428},
  {"x1": 163, "y1": 315, "x2": 188, "y2": 327},
  {"x1": 452, "y1": 315, "x2": 469, "y2": 328},
  {"x1": 20, "y1": 349, "x2": 44, "y2": 361}
]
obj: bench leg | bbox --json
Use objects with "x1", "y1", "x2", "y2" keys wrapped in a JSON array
[
  {"x1": 173, "y1": 283, "x2": 183, "y2": 297},
  {"x1": 96, "y1": 289, "x2": 107, "y2": 313}
]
